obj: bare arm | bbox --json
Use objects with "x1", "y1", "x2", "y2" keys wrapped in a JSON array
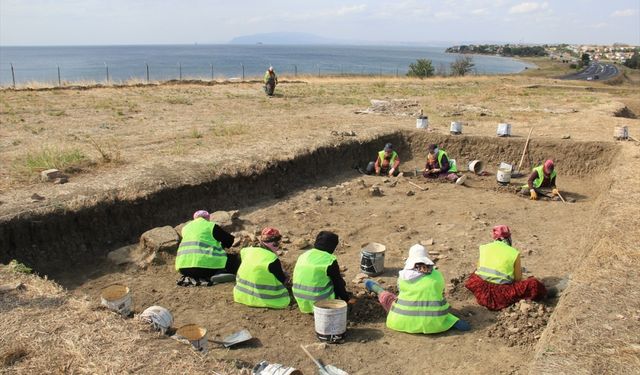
[{"x1": 513, "y1": 255, "x2": 523, "y2": 282}]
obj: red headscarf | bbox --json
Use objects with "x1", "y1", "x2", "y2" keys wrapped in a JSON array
[
  {"x1": 491, "y1": 225, "x2": 511, "y2": 240},
  {"x1": 544, "y1": 159, "x2": 554, "y2": 174},
  {"x1": 261, "y1": 227, "x2": 282, "y2": 243}
]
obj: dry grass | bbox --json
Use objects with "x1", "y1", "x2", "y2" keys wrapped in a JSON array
[{"x1": 0, "y1": 266, "x2": 247, "y2": 374}]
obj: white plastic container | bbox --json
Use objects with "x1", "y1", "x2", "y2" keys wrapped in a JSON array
[
  {"x1": 497, "y1": 123, "x2": 512, "y2": 137},
  {"x1": 450, "y1": 121, "x2": 463, "y2": 134},
  {"x1": 100, "y1": 284, "x2": 133, "y2": 317},
  {"x1": 139, "y1": 306, "x2": 173, "y2": 334},
  {"x1": 416, "y1": 116, "x2": 429, "y2": 129},
  {"x1": 176, "y1": 324, "x2": 208, "y2": 353},
  {"x1": 497, "y1": 168, "x2": 512, "y2": 184},
  {"x1": 253, "y1": 361, "x2": 302, "y2": 375},
  {"x1": 468, "y1": 160, "x2": 484, "y2": 174},
  {"x1": 313, "y1": 299, "x2": 348, "y2": 343},
  {"x1": 360, "y1": 242, "x2": 386, "y2": 276},
  {"x1": 613, "y1": 126, "x2": 628, "y2": 140}
]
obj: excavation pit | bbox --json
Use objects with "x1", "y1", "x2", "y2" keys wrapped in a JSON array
[{"x1": 1, "y1": 133, "x2": 619, "y2": 374}]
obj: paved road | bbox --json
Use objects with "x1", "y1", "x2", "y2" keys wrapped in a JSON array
[{"x1": 559, "y1": 62, "x2": 619, "y2": 81}]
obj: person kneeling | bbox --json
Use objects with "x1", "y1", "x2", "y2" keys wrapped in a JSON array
[
  {"x1": 366, "y1": 244, "x2": 470, "y2": 334},
  {"x1": 233, "y1": 227, "x2": 290, "y2": 309}
]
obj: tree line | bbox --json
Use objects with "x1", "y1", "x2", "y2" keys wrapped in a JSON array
[
  {"x1": 407, "y1": 56, "x2": 475, "y2": 78},
  {"x1": 445, "y1": 44, "x2": 547, "y2": 57}
]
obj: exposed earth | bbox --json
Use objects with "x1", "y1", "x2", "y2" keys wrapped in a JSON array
[{"x1": 1, "y1": 65, "x2": 639, "y2": 374}]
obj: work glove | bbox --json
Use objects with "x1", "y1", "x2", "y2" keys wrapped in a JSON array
[
  {"x1": 529, "y1": 189, "x2": 538, "y2": 200},
  {"x1": 552, "y1": 188, "x2": 559, "y2": 196}
]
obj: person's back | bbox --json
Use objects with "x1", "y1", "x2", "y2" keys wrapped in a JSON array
[
  {"x1": 292, "y1": 248, "x2": 336, "y2": 313},
  {"x1": 234, "y1": 246, "x2": 290, "y2": 309}
]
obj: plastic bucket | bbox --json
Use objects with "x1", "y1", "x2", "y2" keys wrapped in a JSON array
[
  {"x1": 100, "y1": 284, "x2": 133, "y2": 317},
  {"x1": 497, "y1": 168, "x2": 512, "y2": 184},
  {"x1": 139, "y1": 305, "x2": 173, "y2": 334},
  {"x1": 253, "y1": 361, "x2": 302, "y2": 375},
  {"x1": 360, "y1": 242, "x2": 386, "y2": 276},
  {"x1": 450, "y1": 121, "x2": 463, "y2": 134},
  {"x1": 497, "y1": 123, "x2": 511, "y2": 137},
  {"x1": 613, "y1": 126, "x2": 628, "y2": 140},
  {"x1": 313, "y1": 299, "x2": 348, "y2": 344},
  {"x1": 176, "y1": 324, "x2": 208, "y2": 353},
  {"x1": 468, "y1": 160, "x2": 484, "y2": 174},
  {"x1": 416, "y1": 116, "x2": 429, "y2": 129}
]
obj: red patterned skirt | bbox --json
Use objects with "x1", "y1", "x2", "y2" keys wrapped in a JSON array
[{"x1": 464, "y1": 273, "x2": 547, "y2": 311}]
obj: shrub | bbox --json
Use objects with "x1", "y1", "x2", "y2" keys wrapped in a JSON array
[
  {"x1": 407, "y1": 59, "x2": 435, "y2": 78},
  {"x1": 450, "y1": 56, "x2": 475, "y2": 76}
]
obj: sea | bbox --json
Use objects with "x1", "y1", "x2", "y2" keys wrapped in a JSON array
[{"x1": 0, "y1": 45, "x2": 534, "y2": 86}]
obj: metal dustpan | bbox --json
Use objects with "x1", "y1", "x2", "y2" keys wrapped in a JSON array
[{"x1": 210, "y1": 329, "x2": 253, "y2": 348}]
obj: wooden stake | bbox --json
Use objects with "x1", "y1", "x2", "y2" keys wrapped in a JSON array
[
  {"x1": 407, "y1": 180, "x2": 427, "y2": 191},
  {"x1": 517, "y1": 127, "x2": 534, "y2": 172}
]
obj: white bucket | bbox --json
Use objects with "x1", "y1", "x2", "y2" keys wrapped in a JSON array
[
  {"x1": 450, "y1": 121, "x2": 463, "y2": 134},
  {"x1": 497, "y1": 168, "x2": 512, "y2": 184},
  {"x1": 416, "y1": 116, "x2": 429, "y2": 129},
  {"x1": 313, "y1": 299, "x2": 348, "y2": 344},
  {"x1": 497, "y1": 123, "x2": 511, "y2": 137},
  {"x1": 139, "y1": 306, "x2": 173, "y2": 334},
  {"x1": 176, "y1": 324, "x2": 208, "y2": 353},
  {"x1": 360, "y1": 242, "x2": 386, "y2": 276},
  {"x1": 253, "y1": 361, "x2": 302, "y2": 375},
  {"x1": 100, "y1": 284, "x2": 133, "y2": 317},
  {"x1": 613, "y1": 126, "x2": 628, "y2": 140},
  {"x1": 468, "y1": 160, "x2": 484, "y2": 174}
]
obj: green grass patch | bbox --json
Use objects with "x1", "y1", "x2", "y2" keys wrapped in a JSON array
[{"x1": 13, "y1": 146, "x2": 90, "y2": 176}]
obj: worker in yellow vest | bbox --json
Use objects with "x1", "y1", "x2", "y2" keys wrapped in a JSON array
[
  {"x1": 423, "y1": 143, "x2": 463, "y2": 183},
  {"x1": 292, "y1": 231, "x2": 351, "y2": 313},
  {"x1": 366, "y1": 143, "x2": 401, "y2": 177},
  {"x1": 175, "y1": 210, "x2": 236, "y2": 286},
  {"x1": 465, "y1": 225, "x2": 566, "y2": 310},
  {"x1": 233, "y1": 227, "x2": 290, "y2": 309},
  {"x1": 520, "y1": 159, "x2": 561, "y2": 200},
  {"x1": 365, "y1": 244, "x2": 470, "y2": 334}
]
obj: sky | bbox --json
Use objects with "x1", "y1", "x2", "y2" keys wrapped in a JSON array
[{"x1": 1, "y1": 0, "x2": 639, "y2": 46}]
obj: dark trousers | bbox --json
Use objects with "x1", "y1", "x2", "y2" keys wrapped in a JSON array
[
  {"x1": 179, "y1": 253, "x2": 241, "y2": 278},
  {"x1": 366, "y1": 161, "x2": 399, "y2": 176}
]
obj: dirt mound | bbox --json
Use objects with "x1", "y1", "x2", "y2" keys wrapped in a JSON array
[
  {"x1": 613, "y1": 106, "x2": 637, "y2": 119},
  {"x1": 487, "y1": 300, "x2": 553, "y2": 347},
  {"x1": 448, "y1": 273, "x2": 472, "y2": 301},
  {"x1": 349, "y1": 293, "x2": 388, "y2": 324}
]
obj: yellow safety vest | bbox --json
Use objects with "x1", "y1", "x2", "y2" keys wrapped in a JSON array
[
  {"x1": 175, "y1": 218, "x2": 226, "y2": 270},
  {"x1": 292, "y1": 249, "x2": 336, "y2": 313},
  {"x1": 475, "y1": 241, "x2": 519, "y2": 284},
  {"x1": 378, "y1": 150, "x2": 398, "y2": 169},
  {"x1": 233, "y1": 247, "x2": 290, "y2": 309},
  {"x1": 386, "y1": 269, "x2": 459, "y2": 334},
  {"x1": 521, "y1": 165, "x2": 557, "y2": 189},
  {"x1": 437, "y1": 150, "x2": 457, "y2": 173}
]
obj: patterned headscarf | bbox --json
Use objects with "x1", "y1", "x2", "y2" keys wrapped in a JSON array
[{"x1": 193, "y1": 210, "x2": 210, "y2": 220}]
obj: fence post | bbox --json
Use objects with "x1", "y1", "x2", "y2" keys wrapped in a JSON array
[
  {"x1": 178, "y1": 62, "x2": 182, "y2": 80},
  {"x1": 210, "y1": 63, "x2": 214, "y2": 80},
  {"x1": 146, "y1": 63, "x2": 149, "y2": 83},
  {"x1": 10, "y1": 63, "x2": 16, "y2": 88},
  {"x1": 294, "y1": 64, "x2": 297, "y2": 77},
  {"x1": 57, "y1": 66, "x2": 61, "y2": 86},
  {"x1": 105, "y1": 62, "x2": 109, "y2": 84},
  {"x1": 317, "y1": 64, "x2": 320, "y2": 77},
  {"x1": 241, "y1": 64, "x2": 244, "y2": 80}
]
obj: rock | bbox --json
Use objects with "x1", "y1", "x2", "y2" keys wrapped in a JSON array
[
  {"x1": 562, "y1": 135, "x2": 571, "y2": 139},
  {"x1": 231, "y1": 230, "x2": 257, "y2": 248},
  {"x1": 107, "y1": 245, "x2": 138, "y2": 265},
  {"x1": 357, "y1": 179, "x2": 367, "y2": 188},
  {"x1": 40, "y1": 168, "x2": 63, "y2": 182},
  {"x1": 428, "y1": 250, "x2": 440, "y2": 255},
  {"x1": 311, "y1": 194, "x2": 322, "y2": 201},
  {"x1": 53, "y1": 177, "x2": 68, "y2": 184},
  {"x1": 30, "y1": 193, "x2": 45, "y2": 202},
  {"x1": 382, "y1": 178, "x2": 390, "y2": 183},
  {"x1": 209, "y1": 210, "x2": 239, "y2": 230},
  {"x1": 389, "y1": 180, "x2": 398, "y2": 187},
  {"x1": 406, "y1": 190, "x2": 415, "y2": 196},
  {"x1": 294, "y1": 238, "x2": 310, "y2": 250},
  {"x1": 281, "y1": 236, "x2": 291, "y2": 244},
  {"x1": 519, "y1": 302, "x2": 532, "y2": 313},
  {"x1": 369, "y1": 186, "x2": 383, "y2": 197},
  {"x1": 421, "y1": 238, "x2": 435, "y2": 246},
  {"x1": 355, "y1": 273, "x2": 368, "y2": 280},
  {"x1": 140, "y1": 226, "x2": 180, "y2": 253}
]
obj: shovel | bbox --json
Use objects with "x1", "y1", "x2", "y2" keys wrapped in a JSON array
[
  {"x1": 300, "y1": 345, "x2": 349, "y2": 375},
  {"x1": 208, "y1": 329, "x2": 253, "y2": 348}
]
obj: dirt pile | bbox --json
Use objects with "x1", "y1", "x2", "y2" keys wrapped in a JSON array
[
  {"x1": 355, "y1": 99, "x2": 420, "y2": 116},
  {"x1": 487, "y1": 300, "x2": 552, "y2": 347}
]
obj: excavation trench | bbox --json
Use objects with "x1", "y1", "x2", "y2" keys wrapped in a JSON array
[
  {"x1": 0, "y1": 132, "x2": 620, "y2": 374},
  {"x1": 1, "y1": 132, "x2": 616, "y2": 279}
]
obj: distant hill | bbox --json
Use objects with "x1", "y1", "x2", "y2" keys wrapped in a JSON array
[{"x1": 229, "y1": 32, "x2": 340, "y2": 45}]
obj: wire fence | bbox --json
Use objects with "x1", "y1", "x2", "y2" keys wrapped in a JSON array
[{"x1": 1, "y1": 61, "x2": 440, "y2": 88}]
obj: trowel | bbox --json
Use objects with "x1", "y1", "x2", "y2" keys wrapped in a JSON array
[
  {"x1": 209, "y1": 329, "x2": 253, "y2": 348},
  {"x1": 301, "y1": 344, "x2": 349, "y2": 375}
]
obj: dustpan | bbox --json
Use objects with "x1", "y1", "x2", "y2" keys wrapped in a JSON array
[{"x1": 209, "y1": 329, "x2": 253, "y2": 347}]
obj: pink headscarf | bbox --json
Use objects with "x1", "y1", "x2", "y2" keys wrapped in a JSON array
[
  {"x1": 492, "y1": 225, "x2": 511, "y2": 240},
  {"x1": 193, "y1": 210, "x2": 210, "y2": 220},
  {"x1": 544, "y1": 159, "x2": 554, "y2": 174}
]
